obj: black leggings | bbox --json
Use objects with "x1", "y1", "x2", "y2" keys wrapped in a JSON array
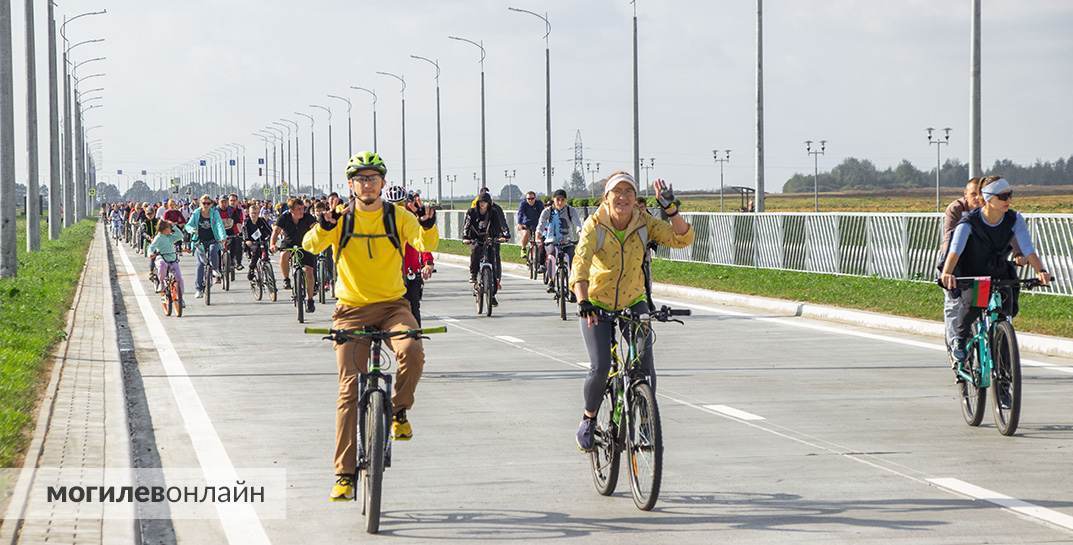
[
  {"x1": 581, "y1": 301, "x2": 655, "y2": 414},
  {"x1": 404, "y1": 276, "x2": 424, "y2": 326},
  {"x1": 469, "y1": 242, "x2": 502, "y2": 282}
]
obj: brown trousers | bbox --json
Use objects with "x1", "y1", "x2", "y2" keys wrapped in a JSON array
[{"x1": 332, "y1": 299, "x2": 425, "y2": 475}]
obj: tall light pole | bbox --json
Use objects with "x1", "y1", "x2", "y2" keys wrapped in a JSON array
[
  {"x1": 252, "y1": 133, "x2": 270, "y2": 199},
  {"x1": 279, "y1": 118, "x2": 299, "y2": 193},
  {"x1": 713, "y1": 150, "x2": 730, "y2": 212},
  {"x1": 231, "y1": 142, "x2": 246, "y2": 197},
  {"x1": 23, "y1": 0, "x2": 41, "y2": 250},
  {"x1": 46, "y1": 0, "x2": 61, "y2": 239},
  {"x1": 411, "y1": 55, "x2": 443, "y2": 203},
  {"x1": 640, "y1": 157, "x2": 655, "y2": 199},
  {"x1": 927, "y1": 127, "x2": 952, "y2": 213},
  {"x1": 0, "y1": 0, "x2": 13, "y2": 276},
  {"x1": 272, "y1": 121, "x2": 292, "y2": 192},
  {"x1": 970, "y1": 0, "x2": 981, "y2": 178},
  {"x1": 375, "y1": 72, "x2": 405, "y2": 186},
  {"x1": 508, "y1": 7, "x2": 552, "y2": 196},
  {"x1": 755, "y1": 0, "x2": 765, "y2": 212},
  {"x1": 448, "y1": 36, "x2": 486, "y2": 195},
  {"x1": 350, "y1": 86, "x2": 377, "y2": 153},
  {"x1": 71, "y1": 56, "x2": 105, "y2": 221},
  {"x1": 447, "y1": 174, "x2": 456, "y2": 209},
  {"x1": 805, "y1": 140, "x2": 826, "y2": 212},
  {"x1": 60, "y1": 9, "x2": 106, "y2": 227},
  {"x1": 258, "y1": 129, "x2": 278, "y2": 198},
  {"x1": 586, "y1": 162, "x2": 600, "y2": 198},
  {"x1": 265, "y1": 126, "x2": 285, "y2": 195},
  {"x1": 327, "y1": 94, "x2": 352, "y2": 158},
  {"x1": 296, "y1": 112, "x2": 315, "y2": 196},
  {"x1": 311, "y1": 104, "x2": 333, "y2": 195},
  {"x1": 504, "y1": 169, "x2": 517, "y2": 203},
  {"x1": 631, "y1": 0, "x2": 640, "y2": 183}
]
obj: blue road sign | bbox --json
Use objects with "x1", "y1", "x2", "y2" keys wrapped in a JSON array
[
  {"x1": 258, "y1": 158, "x2": 265, "y2": 165},
  {"x1": 199, "y1": 160, "x2": 207, "y2": 166},
  {"x1": 116, "y1": 169, "x2": 123, "y2": 175},
  {"x1": 229, "y1": 159, "x2": 236, "y2": 166}
]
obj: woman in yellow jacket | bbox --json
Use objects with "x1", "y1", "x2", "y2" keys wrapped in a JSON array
[{"x1": 570, "y1": 171, "x2": 694, "y2": 451}]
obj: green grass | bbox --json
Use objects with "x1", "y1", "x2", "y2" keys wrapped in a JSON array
[
  {"x1": 435, "y1": 238, "x2": 1073, "y2": 338},
  {"x1": 0, "y1": 218, "x2": 96, "y2": 468}
]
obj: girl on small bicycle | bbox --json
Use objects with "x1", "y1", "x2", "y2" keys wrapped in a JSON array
[
  {"x1": 939, "y1": 177, "x2": 1051, "y2": 366},
  {"x1": 569, "y1": 172, "x2": 694, "y2": 451},
  {"x1": 149, "y1": 221, "x2": 186, "y2": 306}
]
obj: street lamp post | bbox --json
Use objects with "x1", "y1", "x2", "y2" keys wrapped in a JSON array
[
  {"x1": 311, "y1": 105, "x2": 333, "y2": 195},
  {"x1": 448, "y1": 36, "x2": 486, "y2": 194},
  {"x1": 23, "y1": 0, "x2": 42, "y2": 250},
  {"x1": 640, "y1": 157, "x2": 655, "y2": 199},
  {"x1": 46, "y1": 0, "x2": 62, "y2": 239},
  {"x1": 295, "y1": 112, "x2": 315, "y2": 196},
  {"x1": 279, "y1": 119, "x2": 299, "y2": 193},
  {"x1": 508, "y1": 7, "x2": 552, "y2": 196},
  {"x1": 504, "y1": 169, "x2": 517, "y2": 203},
  {"x1": 272, "y1": 121, "x2": 292, "y2": 192},
  {"x1": 265, "y1": 126, "x2": 285, "y2": 195},
  {"x1": 328, "y1": 94, "x2": 352, "y2": 158},
  {"x1": 927, "y1": 127, "x2": 952, "y2": 213},
  {"x1": 375, "y1": 72, "x2": 405, "y2": 186},
  {"x1": 60, "y1": 10, "x2": 106, "y2": 227},
  {"x1": 350, "y1": 86, "x2": 377, "y2": 153},
  {"x1": 70, "y1": 56, "x2": 105, "y2": 221},
  {"x1": 586, "y1": 162, "x2": 600, "y2": 198},
  {"x1": 713, "y1": 150, "x2": 730, "y2": 212},
  {"x1": 631, "y1": 0, "x2": 640, "y2": 184},
  {"x1": 411, "y1": 55, "x2": 443, "y2": 204},
  {"x1": 447, "y1": 174, "x2": 456, "y2": 209},
  {"x1": 805, "y1": 140, "x2": 826, "y2": 212}
]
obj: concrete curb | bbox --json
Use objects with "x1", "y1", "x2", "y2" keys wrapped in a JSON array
[{"x1": 434, "y1": 251, "x2": 1073, "y2": 358}]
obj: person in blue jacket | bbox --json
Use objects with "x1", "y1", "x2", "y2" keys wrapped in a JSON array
[
  {"x1": 515, "y1": 190, "x2": 545, "y2": 264},
  {"x1": 184, "y1": 194, "x2": 227, "y2": 299}
]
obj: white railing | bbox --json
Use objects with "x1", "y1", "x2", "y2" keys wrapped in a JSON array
[{"x1": 436, "y1": 209, "x2": 1073, "y2": 296}]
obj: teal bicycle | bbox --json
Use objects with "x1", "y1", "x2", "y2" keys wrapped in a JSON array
[
  {"x1": 589, "y1": 305, "x2": 689, "y2": 511},
  {"x1": 951, "y1": 276, "x2": 1044, "y2": 436}
]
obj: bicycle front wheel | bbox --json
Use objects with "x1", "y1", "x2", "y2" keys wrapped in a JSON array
[
  {"x1": 627, "y1": 382, "x2": 662, "y2": 511},
  {"x1": 204, "y1": 269, "x2": 212, "y2": 306},
  {"x1": 295, "y1": 273, "x2": 305, "y2": 324},
  {"x1": 318, "y1": 261, "x2": 327, "y2": 304},
  {"x1": 251, "y1": 266, "x2": 264, "y2": 301},
  {"x1": 221, "y1": 253, "x2": 231, "y2": 291},
  {"x1": 958, "y1": 341, "x2": 986, "y2": 427},
  {"x1": 528, "y1": 245, "x2": 538, "y2": 280},
  {"x1": 557, "y1": 270, "x2": 568, "y2": 321},
  {"x1": 363, "y1": 390, "x2": 387, "y2": 534},
  {"x1": 991, "y1": 320, "x2": 1022, "y2": 436},
  {"x1": 483, "y1": 268, "x2": 494, "y2": 318},
  {"x1": 590, "y1": 387, "x2": 621, "y2": 496}
]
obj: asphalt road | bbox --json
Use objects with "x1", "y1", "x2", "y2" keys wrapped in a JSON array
[{"x1": 109, "y1": 240, "x2": 1073, "y2": 545}]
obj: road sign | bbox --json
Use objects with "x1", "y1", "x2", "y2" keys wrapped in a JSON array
[
  {"x1": 141, "y1": 170, "x2": 147, "y2": 175},
  {"x1": 88, "y1": 187, "x2": 96, "y2": 197},
  {"x1": 229, "y1": 159, "x2": 236, "y2": 166},
  {"x1": 258, "y1": 158, "x2": 265, "y2": 165},
  {"x1": 116, "y1": 169, "x2": 123, "y2": 175},
  {"x1": 199, "y1": 160, "x2": 207, "y2": 166},
  {"x1": 262, "y1": 186, "x2": 272, "y2": 197}
]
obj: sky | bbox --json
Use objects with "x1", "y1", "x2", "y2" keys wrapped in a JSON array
[{"x1": 7, "y1": 0, "x2": 1073, "y2": 198}]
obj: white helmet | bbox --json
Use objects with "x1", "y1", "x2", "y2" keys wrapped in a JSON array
[{"x1": 384, "y1": 185, "x2": 407, "y2": 203}]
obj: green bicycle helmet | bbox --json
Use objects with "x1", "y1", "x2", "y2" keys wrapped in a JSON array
[{"x1": 346, "y1": 151, "x2": 387, "y2": 178}]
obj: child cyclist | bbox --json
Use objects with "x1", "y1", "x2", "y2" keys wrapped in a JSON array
[{"x1": 148, "y1": 220, "x2": 186, "y2": 307}]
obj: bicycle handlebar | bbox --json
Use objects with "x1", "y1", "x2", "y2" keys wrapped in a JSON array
[
  {"x1": 951, "y1": 277, "x2": 1051, "y2": 290},
  {"x1": 305, "y1": 325, "x2": 448, "y2": 338}
]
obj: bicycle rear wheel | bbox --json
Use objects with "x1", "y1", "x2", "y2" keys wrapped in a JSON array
[
  {"x1": 173, "y1": 281, "x2": 183, "y2": 318},
  {"x1": 483, "y1": 268, "x2": 494, "y2": 317},
  {"x1": 363, "y1": 390, "x2": 387, "y2": 534},
  {"x1": 221, "y1": 252, "x2": 231, "y2": 291},
  {"x1": 476, "y1": 277, "x2": 485, "y2": 315},
  {"x1": 958, "y1": 340, "x2": 986, "y2": 427},
  {"x1": 318, "y1": 261, "x2": 327, "y2": 304},
  {"x1": 590, "y1": 387, "x2": 621, "y2": 496},
  {"x1": 264, "y1": 265, "x2": 277, "y2": 302},
  {"x1": 528, "y1": 245, "x2": 537, "y2": 280},
  {"x1": 162, "y1": 284, "x2": 173, "y2": 316},
  {"x1": 627, "y1": 382, "x2": 662, "y2": 511},
  {"x1": 204, "y1": 267, "x2": 212, "y2": 306},
  {"x1": 991, "y1": 320, "x2": 1022, "y2": 436},
  {"x1": 251, "y1": 266, "x2": 264, "y2": 301},
  {"x1": 557, "y1": 270, "x2": 568, "y2": 321},
  {"x1": 295, "y1": 268, "x2": 305, "y2": 323}
]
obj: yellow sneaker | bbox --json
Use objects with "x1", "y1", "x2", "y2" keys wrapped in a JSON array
[
  {"x1": 392, "y1": 412, "x2": 413, "y2": 441},
  {"x1": 329, "y1": 475, "x2": 354, "y2": 502}
]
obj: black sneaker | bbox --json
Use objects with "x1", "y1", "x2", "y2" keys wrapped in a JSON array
[
  {"x1": 283, "y1": 277, "x2": 292, "y2": 290},
  {"x1": 576, "y1": 417, "x2": 596, "y2": 452},
  {"x1": 247, "y1": 271, "x2": 256, "y2": 281},
  {"x1": 546, "y1": 284, "x2": 555, "y2": 293},
  {"x1": 491, "y1": 296, "x2": 499, "y2": 307},
  {"x1": 306, "y1": 299, "x2": 315, "y2": 313}
]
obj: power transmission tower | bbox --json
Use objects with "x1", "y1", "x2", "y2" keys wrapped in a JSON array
[{"x1": 573, "y1": 129, "x2": 584, "y2": 175}]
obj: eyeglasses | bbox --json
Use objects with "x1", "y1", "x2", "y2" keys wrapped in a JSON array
[
  {"x1": 526, "y1": 196, "x2": 536, "y2": 200},
  {"x1": 200, "y1": 201, "x2": 213, "y2": 205},
  {"x1": 991, "y1": 192, "x2": 1013, "y2": 201},
  {"x1": 349, "y1": 174, "x2": 382, "y2": 184}
]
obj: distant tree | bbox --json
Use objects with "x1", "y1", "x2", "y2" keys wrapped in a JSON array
[
  {"x1": 499, "y1": 184, "x2": 522, "y2": 203},
  {"x1": 568, "y1": 170, "x2": 586, "y2": 195}
]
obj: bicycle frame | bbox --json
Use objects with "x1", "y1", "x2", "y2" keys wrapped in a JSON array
[
  {"x1": 956, "y1": 289, "x2": 1004, "y2": 388},
  {"x1": 606, "y1": 316, "x2": 653, "y2": 434},
  {"x1": 357, "y1": 341, "x2": 395, "y2": 475}
]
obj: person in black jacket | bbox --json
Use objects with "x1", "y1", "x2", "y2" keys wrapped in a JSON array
[
  {"x1": 463, "y1": 193, "x2": 510, "y2": 298},
  {"x1": 243, "y1": 205, "x2": 274, "y2": 281}
]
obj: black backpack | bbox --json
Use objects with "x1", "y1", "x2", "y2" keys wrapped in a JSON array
[{"x1": 335, "y1": 200, "x2": 403, "y2": 263}]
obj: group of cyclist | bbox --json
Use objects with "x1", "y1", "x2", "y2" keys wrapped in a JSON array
[{"x1": 101, "y1": 152, "x2": 1052, "y2": 505}]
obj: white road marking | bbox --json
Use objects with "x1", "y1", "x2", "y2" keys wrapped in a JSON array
[
  {"x1": 928, "y1": 478, "x2": 1073, "y2": 531},
  {"x1": 574, "y1": 362, "x2": 589, "y2": 369},
  {"x1": 116, "y1": 244, "x2": 271, "y2": 545},
  {"x1": 438, "y1": 316, "x2": 460, "y2": 323},
  {"x1": 703, "y1": 404, "x2": 766, "y2": 421},
  {"x1": 495, "y1": 335, "x2": 525, "y2": 343}
]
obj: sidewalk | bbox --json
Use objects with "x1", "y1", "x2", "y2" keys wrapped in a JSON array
[{"x1": 0, "y1": 224, "x2": 134, "y2": 545}]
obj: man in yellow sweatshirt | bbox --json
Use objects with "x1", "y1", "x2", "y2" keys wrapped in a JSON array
[{"x1": 302, "y1": 151, "x2": 439, "y2": 501}]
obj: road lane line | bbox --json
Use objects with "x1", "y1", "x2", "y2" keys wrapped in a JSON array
[
  {"x1": 928, "y1": 478, "x2": 1073, "y2": 531},
  {"x1": 495, "y1": 335, "x2": 525, "y2": 343},
  {"x1": 703, "y1": 405, "x2": 766, "y2": 421},
  {"x1": 116, "y1": 244, "x2": 271, "y2": 545}
]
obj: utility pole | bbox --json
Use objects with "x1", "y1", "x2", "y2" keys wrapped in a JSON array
[
  {"x1": 586, "y1": 162, "x2": 600, "y2": 199},
  {"x1": 351, "y1": 86, "x2": 377, "y2": 153},
  {"x1": 411, "y1": 55, "x2": 443, "y2": 203},
  {"x1": 327, "y1": 94, "x2": 352, "y2": 158},
  {"x1": 927, "y1": 127, "x2": 951, "y2": 212},
  {"x1": 296, "y1": 112, "x2": 315, "y2": 196},
  {"x1": 969, "y1": 0, "x2": 981, "y2": 178},
  {"x1": 376, "y1": 72, "x2": 405, "y2": 187},
  {"x1": 46, "y1": 0, "x2": 59, "y2": 239},
  {"x1": 448, "y1": 36, "x2": 486, "y2": 194},
  {"x1": 631, "y1": 0, "x2": 640, "y2": 183},
  {"x1": 25, "y1": 0, "x2": 40, "y2": 250},
  {"x1": 755, "y1": 0, "x2": 765, "y2": 212},
  {"x1": 311, "y1": 104, "x2": 333, "y2": 195},
  {"x1": 508, "y1": 7, "x2": 552, "y2": 196},
  {"x1": 805, "y1": 140, "x2": 826, "y2": 212},
  {"x1": 0, "y1": 0, "x2": 15, "y2": 276},
  {"x1": 640, "y1": 158, "x2": 654, "y2": 199},
  {"x1": 713, "y1": 150, "x2": 730, "y2": 212}
]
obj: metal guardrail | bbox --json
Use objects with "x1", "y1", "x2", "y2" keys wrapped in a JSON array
[{"x1": 436, "y1": 209, "x2": 1073, "y2": 296}]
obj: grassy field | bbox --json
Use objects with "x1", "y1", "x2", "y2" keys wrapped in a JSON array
[
  {"x1": 0, "y1": 219, "x2": 96, "y2": 468},
  {"x1": 681, "y1": 186, "x2": 1073, "y2": 213},
  {"x1": 435, "y1": 239, "x2": 1072, "y2": 338}
]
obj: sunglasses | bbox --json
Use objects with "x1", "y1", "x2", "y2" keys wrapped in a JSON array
[
  {"x1": 991, "y1": 192, "x2": 1013, "y2": 201},
  {"x1": 200, "y1": 201, "x2": 213, "y2": 205}
]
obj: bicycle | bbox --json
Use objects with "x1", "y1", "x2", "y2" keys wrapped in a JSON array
[
  {"x1": 219, "y1": 235, "x2": 239, "y2": 292},
  {"x1": 524, "y1": 229, "x2": 540, "y2": 280},
  {"x1": 315, "y1": 250, "x2": 334, "y2": 305},
  {"x1": 589, "y1": 305, "x2": 690, "y2": 511},
  {"x1": 284, "y1": 246, "x2": 308, "y2": 323},
  {"x1": 950, "y1": 277, "x2": 1046, "y2": 436},
  {"x1": 160, "y1": 256, "x2": 183, "y2": 318},
  {"x1": 198, "y1": 241, "x2": 220, "y2": 306},
  {"x1": 249, "y1": 244, "x2": 278, "y2": 302},
  {"x1": 546, "y1": 243, "x2": 574, "y2": 321},
  {"x1": 304, "y1": 324, "x2": 447, "y2": 534},
  {"x1": 468, "y1": 238, "x2": 504, "y2": 317}
]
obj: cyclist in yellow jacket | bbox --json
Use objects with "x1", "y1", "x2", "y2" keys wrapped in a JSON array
[
  {"x1": 302, "y1": 151, "x2": 439, "y2": 502},
  {"x1": 570, "y1": 172, "x2": 694, "y2": 451}
]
